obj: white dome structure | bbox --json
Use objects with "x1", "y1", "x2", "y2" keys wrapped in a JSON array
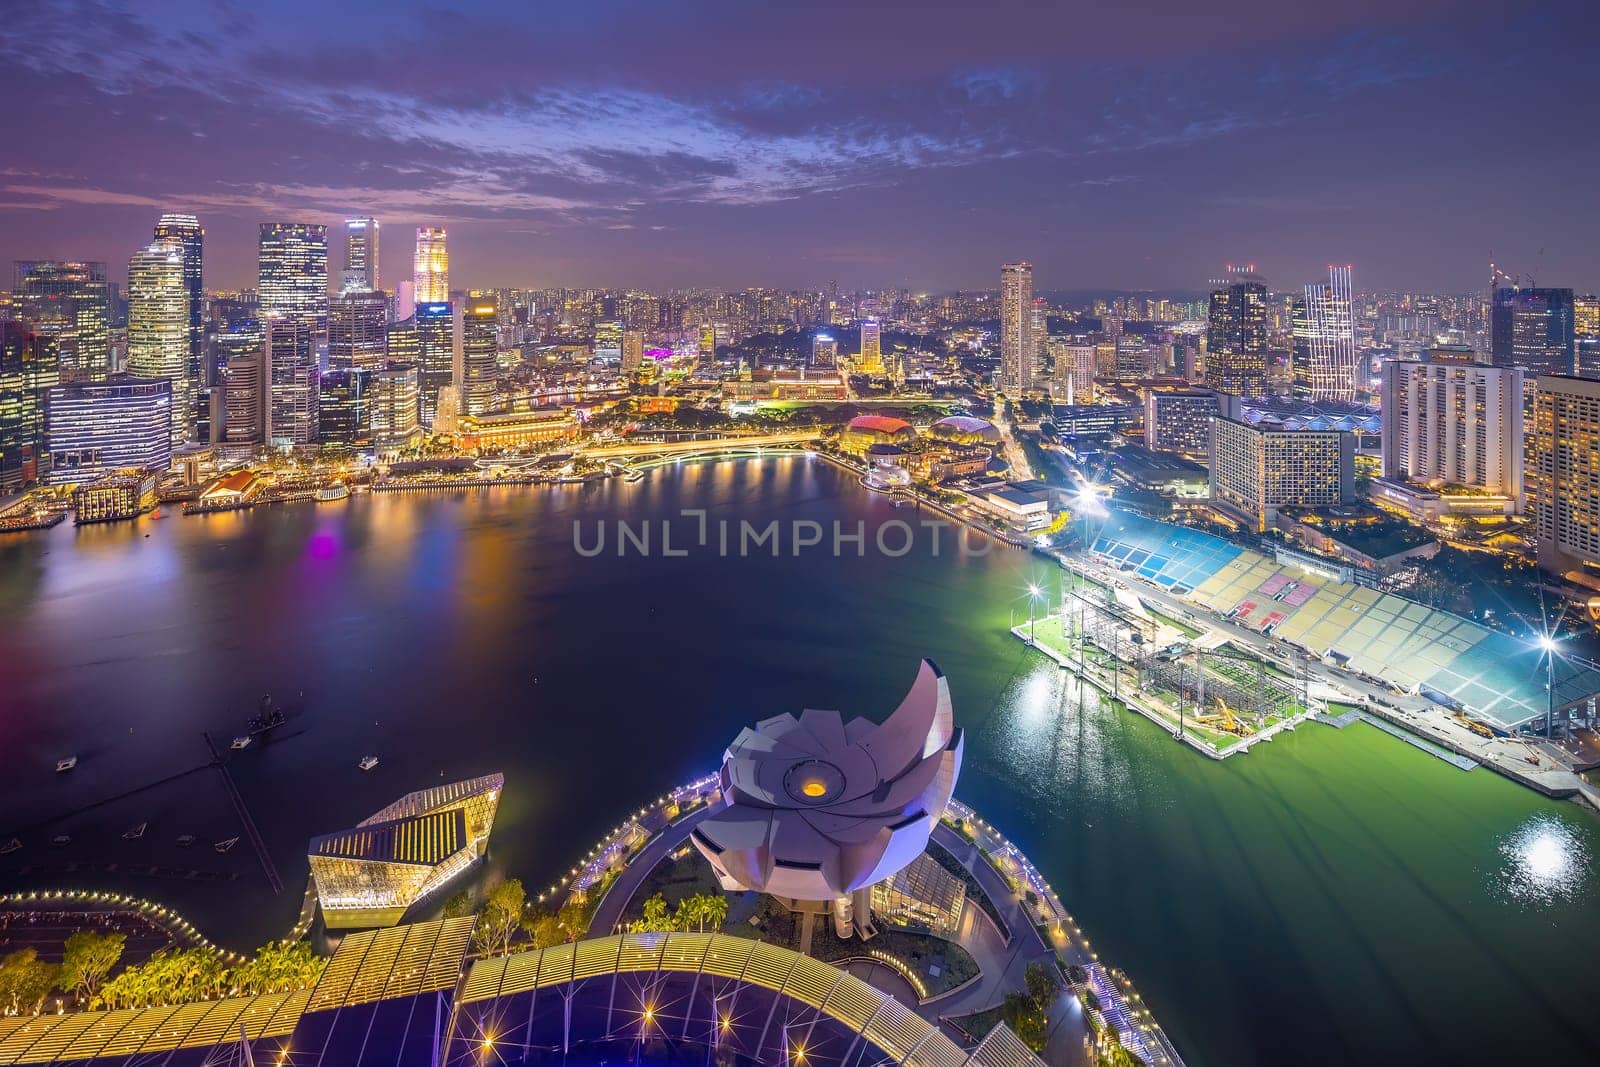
[{"x1": 691, "y1": 660, "x2": 963, "y2": 939}]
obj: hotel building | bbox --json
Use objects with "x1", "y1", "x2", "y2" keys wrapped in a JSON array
[
  {"x1": 1530, "y1": 374, "x2": 1600, "y2": 573},
  {"x1": 1379, "y1": 353, "x2": 1523, "y2": 513},
  {"x1": 1209, "y1": 413, "x2": 1355, "y2": 531}
]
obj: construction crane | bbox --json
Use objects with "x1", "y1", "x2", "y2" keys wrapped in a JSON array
[{"x1": 1194, "y1": 696, "x2": 1248, "y2": 736}]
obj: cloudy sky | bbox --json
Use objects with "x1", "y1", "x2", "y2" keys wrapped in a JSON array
[{"x1": 0, "y1": 0, "x2": 1593, "y2": 294}]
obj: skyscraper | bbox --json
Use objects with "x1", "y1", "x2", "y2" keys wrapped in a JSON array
[
  {"x1": 222, "y1": 349, "x2": 266, "y2": 447},
  {"x1": 153, "y1": 214, "x2": 204, "y2": 385},
  {"x1": 1292, "y1": 265, "x2": 1357, "y2": 401},
  {"x1": 1380, "y1": 354, "x2": 1523, "y2": 508},
  {"x1": 460, "y1": 303, "x2": 498, "y2": 417},
  {"x1": 811, "y1": 333, "x2": 838, "y2": 370},
  {"x1": 414, "y1": 227, "x2": 448, "y2": 304},
  {"x1": 0, "y1": 322, "x2": 60, "y2": 489},
  {"x1": 343, "y1": 216, "x2": 380, "y2": 292},
  {"x1": 415, "y1": 302, "x2": 454, "y2": 428},
  {"x1": 1492, "y1": 287, "x2": 1575, "y2": 377},
  {"x1": 318, "y1": 368, "x2": 374, "y2": 450},
  {"x1": 1209, "y1": 410, "x2": 1355, "y2": 531},
  {"x1": 858, "y1": 320, "x2": 883, "y2": 374},
  {"x1": 998, "y1": 262, "x2": 1034, "y2": 393},
  {"x1": 127, "y1": 240, "x2": 193, "y2": 446},
  {"x1": 621, "y1": 329, "x2": 644, "y2": 374},
  {"x1": 1206, "y1": 267, "x2": 1269, "y2": 397},
  {"x1": 371, "y1": 364, "x2": 421, "y2": 449},
  {"x1": 264, "y1": 313, "x2": 317, "y2": 447},
  {"x1": 45, "y1": 376, "x2": 173, "y2": 482},
  {"x1": 12, "y1": 261, "x2": 110, "y2": 380},
  {"x1": 258, "y1": 223, "x2": 329, "y2": 336},
  {"x1": 1530, "y1": 374, "x2": 1600, "y2": 572},
  {"x1": 329, "y1": 290, "x2": 389, "y2": 370}
]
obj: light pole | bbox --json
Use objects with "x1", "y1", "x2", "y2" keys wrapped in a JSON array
[
  {"x1": 1539, "y1": 633, "x2": 1558, "y2": 739},
  {"x1": 1028, "y1": 583, "x2": 1042, "y2": 645}
]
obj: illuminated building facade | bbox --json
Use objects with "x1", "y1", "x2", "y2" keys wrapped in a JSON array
[
  {"x1": 265, "y1": 314, "x2": 317, "y2": 448},
  {"x1": 839, "y1": 414, "x2": 914, "y2": 456},
  {"x1": 1530, "y1": 374, "x2": 1600, "y2": 573},
  {"x1": 1145, "y1": 389, "x2": 1222, "y2": 457},
  {"x1": 1492, "y1": 286, "x2": 1574, "y2": 376},
  {"x1": 858, "y1": 319, "x2": 883, "y2": 374},
  {"x1": 318, "y1": 368, "x2": 373, "y2": 450},
  {"x1": 460, "y1": 303, "x2": 498, "y2": 417},
  {"x1": 258, "y1": 223, "x2": 329, "y2": 335},
  {"x1": 415, "y1": 302, "x2": 454, "y2": 428},
  {"x1": 126, "y1": 240, "x2": 193, "y2": 445},
  {"x1": 12, "y1": 260, "x2": 110, "y2": 379},
  {"x1": 222, "y1": 350, "x2": 266, "y2": 447},
  {"x1": 371, "y1": 364, "x2": 421, "y2": 449},
  {"x1": 413, "y1": 226, "x2": 449, "y2": 304},
  {"x1": 869, "y1": 852, "x2": 966, "y2": 936},
  {"x1": 811, "y1": 332, "x2": 837, "y2": 369},
  {"x1": 0, "y1": 322, "x2": 59, "y2": 489},
  {"x1": 152, "y1": 213, "x2": 205, "y2": 386},
  {"x1": 45, "y1": 376, "x2": 172, "y2": 483},
  {"x1": 620, "y1": 328, "x2": 644, "y2": 373},
  {"x1": 455, "y1": 409, "x2": 579, "y2": 451},
  {"x1": 343, "y1": 216, "x2": 380, "y2": 292},
  {"x1": 1293, "y1": 265, "x2": 1357, "y2": 401},
  {"x1": 999, "y1": 261, "x2": 1035, "y2": 393},
  {"x1": 329, "y1": 289, "x2": 389, "y2": 370},
  {"x1": 309, "y1": 774, "x2": 502, "y2": 929},
  {"x1": 1209, "y1": 413, "x2": 1355, "y2": 531},
  {"x1": 1379, "y1": 355, "x2": 1523, "y2": 507},
  {"x1": 1050, "y1": 342, "x2": 1095, "y2": 403},
  {"x1": 1206, "y1": 267, "x2": 1269, "y2": 396}
]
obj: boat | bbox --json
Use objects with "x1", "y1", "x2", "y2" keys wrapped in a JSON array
[
  {"x1": 122, "y1": 822, "x2": 147, "y2": 840},
  {"x1": 231, "y1": 736, "x2": 252, "y2": 750},
  {"x1": 214, "y1": 837, "x2": 239, "y2": 853},
  {"x1": 315, "y1": 485, "x2": 350, "y2": 502},
  {"x1": 358, "y1": 756, "x2": 379, "y2": 771},
  {"x1": 176, "y1": 834, "x2": 196, "y2": 847},
  {"x1": 51, "y1": 834, "x2": 71, "y2": 847},
  {"x1": 55, "y1": 756, "x2": 77, "y2": 773},
  {"x1": 0, "y1": 838, "x2": 20, "y2": 855}
]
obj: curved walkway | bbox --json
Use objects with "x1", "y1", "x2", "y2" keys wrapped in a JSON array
[{"x1": 584, "y1": 804, "x2": 715, "y2": 936}]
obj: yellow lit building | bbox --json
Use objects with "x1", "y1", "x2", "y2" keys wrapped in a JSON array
[
  {"x1": 309, "y1": 773, "x2": 503, "y2": 929},
  {"x1": 413, "y1": 226, "x2": 449, "y2": 304},
  {"x1": 454, "y1": 409, "x2": 579, "y2": 451}
]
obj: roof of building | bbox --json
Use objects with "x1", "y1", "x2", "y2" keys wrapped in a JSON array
[
  {"x1": 310, "y1": 808, "x2": 467, "y2": 867},
  {"x1": 846, "y1": 414, "x2": 913, "y2": 435},
  {"x1": 928, "y1": 415, "x2": 1002, "y2": 444}
]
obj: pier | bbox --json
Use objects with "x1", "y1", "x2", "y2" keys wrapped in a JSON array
[{"x1": 203, "y1": 732, "x2": 283, "y2": 896}]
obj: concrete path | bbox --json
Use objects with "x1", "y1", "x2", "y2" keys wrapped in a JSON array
[{"x1": 585, "y1": 805, "x2": 714, "y2": 936}]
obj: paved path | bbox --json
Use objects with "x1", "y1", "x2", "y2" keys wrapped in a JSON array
[{"x1": 585, "y1": 805, "x2": 714, "y2": 937}]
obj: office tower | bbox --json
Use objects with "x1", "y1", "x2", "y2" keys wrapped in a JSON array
[
  {"x1": 998, "y1": 262, "x2": 1034, "y2": 393},
  {"x1": 258, "y1": 223, "x2": 329, "y2": 336},
  {"x1": 415, "y1": 303, "x2": 454, "y2": 428},
  {"x1": 343, "y1": 216, "x2": 380, "y2": 292},
  {"x1": 1293, "y1": 265, "x2": 1357, "y2": 401},
  {"x1": 12, "y1": 261, "x2": 110, "y2": 379},
  {"x1": 1380, "y1": 355, "x2": 1523, "y2": 507},
  {"x1": 414, "y1": 227, "x2": 448, "y2": 304},
  {"x1": 1145, "y1": 389, "x2": 1222, "y2": 457},
  {"x1": 1530, "y1": 374, "x2": 1600, "y2": 571},
  {"x1": 621, "y1": 329, "x2": 644, "y2": 374},
  {"x1": 212, "y1": 319, "x2": 262, "y2": 383},
  {"x1": 811, "y1": 333, "x2": 838, "y2": 370},
  {"x1": 1492, "y1": 287, "x2": 1575, "y2": 377},
  {"x1": 0, "y1": 322, "x2": 60, "y2": 489},
  {"x1": 387, "y1": 314, "x2": 420, "y2": 366},
  {"x1": 329, "y1": 290, "x2": 389, "y2": 370},
  {"x1": 318, "y1": 368, "x2": 374, "y2": 450},
  {"x1": 1575, "y1": 294, "x2": 1599, "y2": 340},
  {"x1": 264, "y1": 313, "x2": 317, "y2": 447},
  {"x1": 45, "y1": 376, "x2": 172, "y2": 482},
  {"x1": 126, "y1": 240, "x2": 193, "y2": 446},
  {"x1": 222, "y1": 350, "x2": 266, "y2": 446},
  {"x1": 460, "y1": 303, "x2": 498, "y2": 417},
  {"x1": 1206, "y1": 267, "x2": 1269, "y2": 396},
  {"x1": 858, "y1": 320, "x2": 883, "y2": 374},
  {"x1": 1048, "y1": 343, "x2": 1096, "y2": 404},
  {"x1": 396, "y1": 280, "x2": 416, "y2": 323},
  {"x1": 153, "y1": 214, "x2": 204, "y2": 386},
  {"x1": 1209, "y1": 409, "x2": 1355, "y2": 531},
  {"x1": 371, "y1": 364, "x2": 421, "y2": 449}
]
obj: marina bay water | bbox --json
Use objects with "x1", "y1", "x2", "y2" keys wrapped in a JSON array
[{"x1": 1, "y1": 456, "x2": 1597, "y2": 1066}]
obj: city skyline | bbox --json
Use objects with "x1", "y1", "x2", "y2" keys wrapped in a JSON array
[{"x1": 0, "y1": 1, "x2": 1596, "y2": 293}]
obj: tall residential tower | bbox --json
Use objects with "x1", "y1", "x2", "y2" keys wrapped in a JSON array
[{"x1": 999, "y1": 262, "x2": 1034, "y2": 394}]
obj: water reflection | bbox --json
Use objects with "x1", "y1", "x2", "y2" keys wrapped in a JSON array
[{"x1": 1494, "y1": 813, "x2": 1590, "y2": 905}]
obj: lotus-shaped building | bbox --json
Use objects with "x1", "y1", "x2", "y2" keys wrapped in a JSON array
[{"x1": 691, "y1": 659, "x2": 963, "y2": 939}]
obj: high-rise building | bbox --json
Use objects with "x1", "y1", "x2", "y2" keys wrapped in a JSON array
[
  {"x1": 126, "y1": 240, "x2": 193, "y2": 446},
  {"x1": 621, "y1": 329, "x2": 645, "y2": 374},
  {"x1": 858, "y1": 320, "x2": 883, "y2": 374},
  {"x1": 1049, "y1": 343, "x2": 1095, "y2": 404},
  {"x1": 371, "y1": 364, "x2": 421, "y2": 449},
  {"x1": 811, "y1": 333, "x2": 838, "y2": 370},
  {"x1": 1293, "y1": 265, "x2": 1357, "y2": 401},
  {"x1": 1206, "y1": 267, "x2": 1269, "y2": 397},
  {"x1": 0, "y1": 322, "x2": 60, "y2": 489},
  {"x1": 1380, "y1": 354, "x2": 1523, "y2": 507},
  {"x1": 264, "y1": 314, "x2": 317, "y2": 448},
  {"x1": 258, "y1": 223, "x2": 329, "y2": 336},
  {"x1": 414, "y1": 227, "x2": 448, "y2": 304},
  {"x1": 1529, "y1": 374, "x2": 1600, "y2": 572},
  {"x1": 12, "y1": 261, "x2": 110, "y2": 380},
  {"x1": 318, "y1": 368, "x2": 374, "y2": 450},
  {"x1": 1575, "y1": 294, "x2": 1599, "y2": 340},
  {"x1": 460, "y1": 303, "x2": 498, "y2": 417},
  {"x1": 222, "y1": 349, "x2": 266, "y2": 447},
  {"x1": 998, "y1": 262, "x2": 1034, "y2": 393},
  {"x1": 1145, "y1": 389, "x2": 1222, "y2": 457},
  {"x1": 45, "y1": 375, "x2": 172, "y2": 482},
  {"x1": 415, "y1": 303, "x2": 454, "y2": 428},
  {"x1": 1209, "y1": 408, "x2": 1355, "y2": 531},
  {"x1": 343, "y1": 216, "x2": 380, "y2": 292},
  {"x1": 594, "y1": 320, "x2": 623, "y2": 361},
  {"x1": 329, "y1": 290, "x2": 389, "y2": 370},
  {"x1": 1492, "y1": 287, "x2": 1575, "y2": 377},
  {"x1": 153, "y1": 214, "x2": 204, "y2": 385}
]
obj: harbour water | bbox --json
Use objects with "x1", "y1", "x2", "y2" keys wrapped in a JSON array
[{"x1": 0, "y1": 456, "x2": 1597, "y2": 1066}]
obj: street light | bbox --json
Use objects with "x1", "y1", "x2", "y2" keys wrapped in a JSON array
[
  {"x1": 1537, "y1": 632, "x2": 1559, "y2": 738},
  {"x1": 1028, "y1": 584, "x2": 1042, "y2": 644}
]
